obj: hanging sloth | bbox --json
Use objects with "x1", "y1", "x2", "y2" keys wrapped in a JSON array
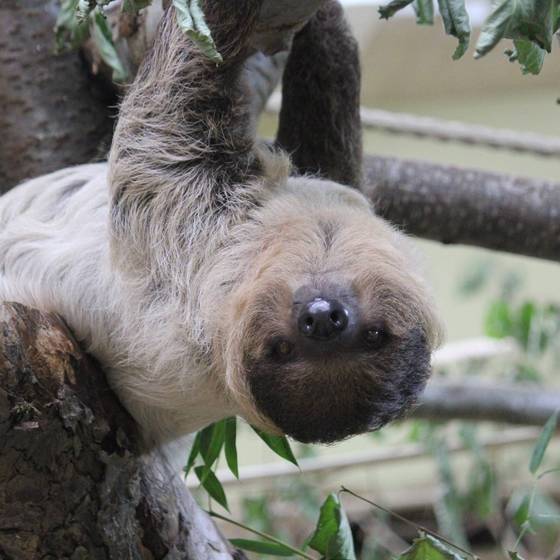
[{"x1": 0, "y1": 0, "x2": 440, "y2": 467}]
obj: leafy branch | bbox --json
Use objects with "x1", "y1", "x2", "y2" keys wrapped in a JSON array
[
  {"x1": 378, "y1": 0, "x2": 559, "y2": 74},
  {"x1": 55, "y1": 0, "x2": 220, "y2": 83},
  {"x1": 55, "y1": 0, "x2": 558, "y2": 81}
]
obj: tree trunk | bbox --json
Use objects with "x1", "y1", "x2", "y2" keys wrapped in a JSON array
[
  {"x1": 0, "y1": 302, "x2": 243, "y2": 560},
  {"x1": 0, "y1": 0, "x2": 114, "y2": 191}
]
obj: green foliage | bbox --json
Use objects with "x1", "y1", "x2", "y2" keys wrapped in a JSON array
[
  {"x1": 186, "y1": 418, "x2": 297, "y2": 517},
  {"x1": 56, "y1": 0, "x2": 559, "y2": 76},
  {"x1": 91, "y1": 9, "x2": 128, "y2": 82},
  {"x1": 55, "y1": 0, "x2": 89, "y2": 51},
  {"x1": 378, "y1": 0, "x2": 559, "y2": 72},
  {"x1": 229, "y1": 538, "x2": 294, "y2": 556},
  {"x1": 459, "y1": 426, "x2": 497, "y2": 520},
  {"x1": 484, "y1": 294, "x2": 560, "y2": 373},
  {"x1": 396, "y1": 534, "x2": 467, "y2": 559},
  {"x1": 224, "y1": 417, "x2": 239, "y2": 479},
  {"x1": 194, "y1": 465, "x2": 229, "y2": 511},
  {"x1": 529, "y1": 411, "x2": 558, "y2": 474},
  {"x1": 308, "y1": 493, "x2": 356, "y2": 560},
  {"x1": 122, "y1": 0, "x2": 151, "y2": 13},
  {"x1": 436, "y1": 0, "x2": 470, "y2": 59},
  {"x1": 55, "y1": 0, "x2": 220, "y2": 83},
  {"x1": 56, "y1": 1, "x2": 128, "y2": 82},
  {"x1": 413, "y1": 0, "x2": 435, "y2": 24},
  {"x1": 505, "y1": 40, "x2": 546, "y2": 75},
  {"x1": 484, "y1": 300, "x2": 513, "y2": 339},
  {"x1": 172, "y1": 0, "x2": 222, "y2": 64},
  {"x1": 457, "y1": 259, "x2": 495, "y2": 297},
  {"x1": 475, "y1": 0, "x2": 555, "y2": 56},
  {"x1": 251, "y1": 426, "x2": 299, "y2": 467},
  {"x1": 199, "y1": 418, "x2": 226, "y2": 469},
  {"x1": 379, "y1": 0, "x2": 416, "y2": 20},
  {"x1": 429, "y1": 431, "x2": 470, "y2": 548}
]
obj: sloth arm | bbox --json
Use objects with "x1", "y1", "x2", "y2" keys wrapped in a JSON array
[
  {"x1": 277, "y1": 0, "x2": 363, "y2": 189},
  {"x1": 108, "y1": 1, "x2": 270, "y2": 260}
]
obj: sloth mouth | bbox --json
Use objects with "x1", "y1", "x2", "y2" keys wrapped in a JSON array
[{"x1": 246, "y1": 328, "x2": 431, "y2": 444}]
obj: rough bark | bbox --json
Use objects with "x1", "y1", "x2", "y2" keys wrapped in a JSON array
[
  {"x1": 0, "y1": 0, "x2": 114, "y2": 191},
  {"x1": 363, "y1": 154, "x2": 560, "y2": 262},
  {"x1": 0, "y1": 302, "x2": 243, "y2": 560}
]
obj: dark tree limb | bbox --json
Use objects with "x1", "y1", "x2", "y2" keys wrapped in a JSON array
[
  {"x1": 0, "y1": 302, "x2": 244, "y2": 559},
  {"x1": 412, "y1": 381, "x2": 560, "y2": 427},
  {"x1": 0, "y1": 0, "x2": 114, "y2": 191},
  {"x1": 363, "y1": 155, "x2": 560, "y2": 262}
]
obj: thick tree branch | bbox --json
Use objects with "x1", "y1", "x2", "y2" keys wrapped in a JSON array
[
  {"x1": 412, "y1": 381, "x2": 560, "y2": 427},
  {"x1": 362, "y1": 155, "x2": 560, "y2": 261},
  {"x1": 0, "y1": 0, "x2": 114, "y2": 191},
  {"x1": 0, "y1": 302, "x2": 243, "y2": 559}
]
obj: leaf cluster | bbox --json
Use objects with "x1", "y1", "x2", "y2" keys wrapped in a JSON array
[
  {"x1": 184, "y1": 417, "x2": 298, "y2": 513},
  {"x1": 55, "y1": 0, "x2": 220, "y2": 83},
  {"x1": 378, "y1": 0, "x2": 559, "y2": 73}
]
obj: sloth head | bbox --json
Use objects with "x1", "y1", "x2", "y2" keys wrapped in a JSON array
[{"x1": 213, "y1": 176, "x2": 442, "y2": 444}]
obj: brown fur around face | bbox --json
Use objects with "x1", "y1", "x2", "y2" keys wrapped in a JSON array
[{"x1": 216, "y1": 180, "x2": 441, "y2": 442}]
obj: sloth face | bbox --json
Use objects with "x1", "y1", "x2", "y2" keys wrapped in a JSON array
[{"x1": 221, "y1": 178, "x2": 441, "y2": 444}]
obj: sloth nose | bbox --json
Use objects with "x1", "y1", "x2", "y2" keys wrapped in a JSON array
[{"x1": 297, "y1": 298, "x2": 350, "y2": 340}]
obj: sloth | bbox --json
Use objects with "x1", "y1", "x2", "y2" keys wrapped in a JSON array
[{"x1": 0, "y1": 0, "x2": 440, "y2": 463}]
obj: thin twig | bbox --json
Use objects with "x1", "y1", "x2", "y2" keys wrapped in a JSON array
[
  {"x1": 340, "y1": 486, "x2": 480, "y2": 560},
  {"x1": 208, "y1": 510, "x2": 318, "y2": 560}
]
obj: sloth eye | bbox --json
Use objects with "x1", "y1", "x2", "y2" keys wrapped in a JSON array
[
  {"x1": 269, "y1": 339, "x2": 295, "y2": 361},
  {"x1": 363, "y1": 325, "x2": 389, "y2": 349}
]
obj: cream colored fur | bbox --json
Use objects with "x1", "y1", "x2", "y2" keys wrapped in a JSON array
[
  {"x1": 0, "y1": 5, "x2": 440, "y2": 468},
  {"x1": 0, "y1": 159, "x2": 438, "y2": 460}
]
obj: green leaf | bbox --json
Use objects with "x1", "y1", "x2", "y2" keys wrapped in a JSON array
[
  {"x1": 229, "y1": 539, "x2": 293, "y2": 557},
  {"x1": 413, "y1": 0, "x2": 435, "y2": 24},
  {"x1": 251, "y1": 427, "x2": 299, "y2": 467},
  {"x1": 224, "y1": 417, "x2": 239, "y2": 479},
  {"x1": 183, "y1": 431, "x2": 201, "y2": 477},
  {"x1": 378, "y1": 0, "x2": 415, "y2": 19},
  {"x1": 484, "y1": 300, "x2": 513, "y2": 339},
  {"x1": 437, "y1": 0, "x2": 471, "y2": 59},
  {"x1": 199, "y1": 420, "x2": 226, "y2": 469},
  {"x1": 457, "y1": 259, "x2": 494, "y2": 296},
  {"x1": 308, "y1": 494, "x2": 356, "y2": 560},
  {"x1": 77, "y1": 0, "x2": 96, "y2": 21},
  {"x1": 529, "y1": 411, "x2": 558, "y2": 474},
  {"x1": 396, "y1": 534, "x2": 467, "y2": 559},
  {"x1": 517, "y1": 301, "x2": 537, "y2": 348},
  {"x1": 475, "y1": 0, "x2": 554, "y2": 60},
  {"x1": 508, "y1": 552, "x2": 527, "y2": 560},
  {"x1": 122, "y1": 0, "x2": 151, "y2": 13},
  {"x1": 511, "y1": 40, "x2": 546, "y2": 74},
  {"x1": 430, "y1": 437, "x2": 468, "y2": 549},
  {"x1": 90, "y1": 9, "x2": 128, "y2": 82},
  {"x1": 512, "y1": 492, "x2": 531, "y2": 527},
  {"x1": 55, "y1": 0, "x2": 90, "y2": 51},
  {"x1": 172, "y1": 0, "x2": 223, "y2": 64},
  {"x1": 194, "y1": 465, "x2": 229, "y2": 511}
]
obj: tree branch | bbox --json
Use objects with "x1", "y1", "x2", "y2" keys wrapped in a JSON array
[
  {"x1": 362, "y1": 154, "x2": 560, "y2": 262},
  {"x1": 412, "y1": 381, "x2": 560, "y2": 427},
  {"x1": 0, "y1": 302, "x2": 244, "y2": 559}
]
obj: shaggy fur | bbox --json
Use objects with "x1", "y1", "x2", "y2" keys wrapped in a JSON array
[{"x1": 0, "y1": 1, "x2": 441, "y2": 466}]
